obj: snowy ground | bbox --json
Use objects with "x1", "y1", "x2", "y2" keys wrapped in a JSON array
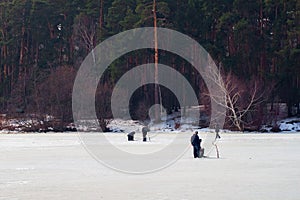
[{"x1": 1, "y1": 132, "x2": 300, "y2": 200}]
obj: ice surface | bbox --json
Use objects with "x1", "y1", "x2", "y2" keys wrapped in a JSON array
[{"x1": 1, "y1": 133, "x2": 300, "y2": 200}]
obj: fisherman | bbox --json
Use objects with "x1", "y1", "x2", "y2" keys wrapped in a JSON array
[
  {"x1": 142, "y1": 126, "x2": 150, "y2": 142},
  {"x1": 127, "y1": 131, "x2": 135, "y2": 141},
  {"x1": 191, "y1": 131, "x2": 202, "y2": 158}
]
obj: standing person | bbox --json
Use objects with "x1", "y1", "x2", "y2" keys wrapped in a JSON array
[
  {"x1": 142, "y1": 126, "x2": 150, "y2": 142},
  {"x1": 215, "y1": 124, "x2": 221, "y2": 139},
  {"x1": 214, "y1": 124, "x2": 221, "y2": 158},
  {"x1": 191, "y1": 131, "x2": 202, "y2": 158}
]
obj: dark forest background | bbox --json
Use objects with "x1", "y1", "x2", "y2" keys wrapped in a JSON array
[{"x1": 0, "y1": 0, "x2": 299, "y2": 131}]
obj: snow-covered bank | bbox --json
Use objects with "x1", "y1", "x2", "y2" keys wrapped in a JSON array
[
  {"x1": 261, "y1": 117, "x2": 300, "y2": 133},
  {"x1": 0, "y1": 115, "x2": 76, "y2": 133},
  {"x1": 278, "y1": 117, "x2": 300, "y2": 132},
  {"x1": 108, "y1": 117, "x2": 300, "y2": 134},
  {"x1": 1, "y1": 111, "x2": 300, "y2": 133},
  {"x1": 1, "y1": 133, "x2": 300, "y2": 200}
]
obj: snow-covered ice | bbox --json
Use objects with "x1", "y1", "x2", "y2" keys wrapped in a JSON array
[{"x1": 1, "y1": 132, "x2": 300, "y2": 200}]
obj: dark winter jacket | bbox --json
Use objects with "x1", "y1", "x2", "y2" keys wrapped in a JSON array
[
  {"x1": 128, "y1": 131, "x2": 135, "y2": 136},
  {"x1": 142, "y1": 126, "x2": 150, "y2": 137},
  {"x1": 142, "y1": 126, "x2": 150, "y2": 133},
  {"x1": 191, "y1": 134, "x2": 201, "y2": 147}
]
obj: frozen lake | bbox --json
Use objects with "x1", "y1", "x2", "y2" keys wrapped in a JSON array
[{"x1": 1, "y1": 132, "x2": 300, "y2": 200}]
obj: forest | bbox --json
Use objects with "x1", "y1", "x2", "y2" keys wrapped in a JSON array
[{"x1": 0, "y1": 0, "x2": 299, "y2": 131}]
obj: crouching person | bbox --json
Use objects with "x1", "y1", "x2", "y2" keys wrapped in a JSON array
[
  {"x1": 127, "y1": 131, "x2": 135, "y2": 141},
  {"x1": 199, "y1": 146, "x2": 204, "y2": 158}
]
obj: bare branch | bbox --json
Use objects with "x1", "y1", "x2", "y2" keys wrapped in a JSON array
[{"x1": 203, "y1": 65, "x2": 266, "y2": 131}]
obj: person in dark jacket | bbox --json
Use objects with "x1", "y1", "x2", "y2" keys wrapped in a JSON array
[
  {"x1": 127, "y1": 131, "x2": 135, "y2": 141},
  {"x1": 191, "y1": 131, "x2": 202, "y2": 158},
  {"x1": 142, "y1": 126, "x2": 150, "y2": 142}
]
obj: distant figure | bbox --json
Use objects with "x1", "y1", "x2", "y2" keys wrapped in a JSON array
[
  {"x1": 191, "y1": 131, "x2": 202, "y2": 158},
  {"x1": 174, "y1": 122, "x2": 180, "y2": 129},
  {"x1": 127, "y1": 131, "x2": 135, "y2": 141},
  {"x1": 214, "y1": 124, "x2": 221, "y2": 158},
  {"x1": 142, "y1": 126, "x2": 150, "y2": 142},
  {"x1": 215, "y1": 124, "x2": 221, "y2": 139}
]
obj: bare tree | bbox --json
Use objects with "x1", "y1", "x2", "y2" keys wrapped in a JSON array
[
  {"x1": 204, "y1": 65, "x2": 266, "y2": 131},
  {"x1": 73, "y1": 14, "x2": 97, "y2": 62}
]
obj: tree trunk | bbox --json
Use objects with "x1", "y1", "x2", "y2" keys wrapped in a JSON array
[
  {"x1": 153, "y1": 0, "x2": 160, "y2": 122},
  {"x1": 99, "y1": 0, "x2": 104, "y2": 37},
  {"x1": 19, "y1": 7, "x2": 26, "y2": 68},
  {"x1": 2, "y1": 44, "x2": 8, "y2": 79}
]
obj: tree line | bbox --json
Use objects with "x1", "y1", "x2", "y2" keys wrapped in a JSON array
[{"x1": 0, "y1": 0, "x2": 299, "y2": 130}]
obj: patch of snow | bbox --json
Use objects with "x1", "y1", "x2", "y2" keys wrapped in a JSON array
[
  {"x1": 108, "y1": 112, "x2": 202, "y2": 134},
  {"x1": 278, "y1": 117, "x2": 300, "y2": 132}
]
